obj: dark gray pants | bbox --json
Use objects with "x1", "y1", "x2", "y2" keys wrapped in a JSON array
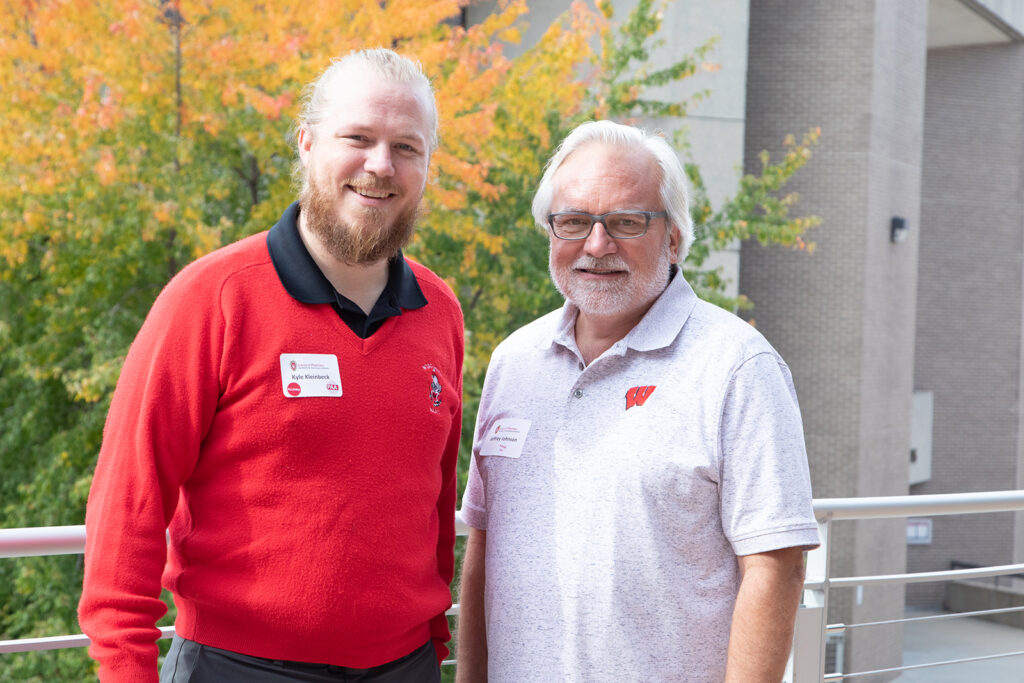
[{"x1": 160, "y1": 635, "x2": 441, "y2": 682}]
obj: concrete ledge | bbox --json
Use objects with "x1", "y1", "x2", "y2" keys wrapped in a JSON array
[{"x1": 945, "y1": 580, "x2": 1024, "y2": 628}]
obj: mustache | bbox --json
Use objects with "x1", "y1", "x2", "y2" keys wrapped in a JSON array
[
  {"x1": 344, "y1": 177, "x2": 402, "y2": 196},
  {"x1": 572, "y1": 255, "x2": 629, "y2": 271}
]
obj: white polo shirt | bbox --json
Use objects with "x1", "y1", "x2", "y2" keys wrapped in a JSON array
[{"x1": 461, "y1": 273, "x2": 820, "y2": 683}]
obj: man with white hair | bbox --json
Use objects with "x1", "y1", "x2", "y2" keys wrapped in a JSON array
[
  {"x1": 456, "y1": 120, "x2": 819, "y2": 683},
  {"x1": 79, "y1": 49, "x2": 462, "y2": 682}
]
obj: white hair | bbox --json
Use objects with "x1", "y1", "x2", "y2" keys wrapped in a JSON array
[{"x1": 531, "y1": 120, "x2": 693, "y2": 261}]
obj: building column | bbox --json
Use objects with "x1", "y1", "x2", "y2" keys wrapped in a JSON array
[{"x1": 742, "y1": 1, "x2": 928, "y2": 677}]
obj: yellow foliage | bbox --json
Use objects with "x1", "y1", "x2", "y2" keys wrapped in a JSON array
[
  {"x1": 1, "y1": 0, "x2": 601, "y2": 231},
  {"x1": 498, "y1": 26, "x2": 522, "y2": 43},
  {"x1": 190, "y1": 221, "x2": 222, "y2": 259},
  {"x1": 0, "y1": 0, "x2": 620, "y2": 431},
  {"x1": 477, "y1": 231, "x2": 505, "y2": 256},
  {"x1": 141, "y1": 218, "x2": 159, "y2": 242},
  {"x1": 63, "y1": 356, "x2": 125, "y2": 403},
  {"x1": 94, "y1": 149, "x2": 118, "y2": 186},
  {"x1": 153, "y1": 202, "x2": 176, "y2": 225}
]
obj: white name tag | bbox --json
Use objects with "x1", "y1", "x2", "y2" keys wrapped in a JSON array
[
  {"x1": 279, "y1": 354, "x2": 342, "y2": 398},
  {"x1": 480, "y1": 418, "x2": 531, "y2": 458}
]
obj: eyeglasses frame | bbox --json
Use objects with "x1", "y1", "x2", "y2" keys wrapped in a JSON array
[{"x1": 546, "y1": 210, "x2": 669, "y2": 241}]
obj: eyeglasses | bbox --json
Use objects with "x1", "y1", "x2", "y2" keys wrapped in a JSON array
[{"x1": 547, "y1": 210, "x2": 668, "y2": 240}]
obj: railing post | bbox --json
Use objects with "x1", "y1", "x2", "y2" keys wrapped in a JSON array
[{"x1": 789, "y1": 515, "x2": 831, "y2": 683}]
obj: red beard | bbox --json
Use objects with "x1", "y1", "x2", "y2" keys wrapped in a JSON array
[{"x1": 299, "y1": 175, "x2": 420, "y2": 265}]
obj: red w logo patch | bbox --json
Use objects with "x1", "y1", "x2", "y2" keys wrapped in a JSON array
[{"x1": 625, "y1": 385, "x2": 656, "y2": 410}]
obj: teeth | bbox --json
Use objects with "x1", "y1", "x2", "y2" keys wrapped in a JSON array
[{"x1": 354, "y1": 188, "x2": 390, "y2": 199}]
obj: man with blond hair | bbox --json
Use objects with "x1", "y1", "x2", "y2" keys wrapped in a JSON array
[
  {"x1": 80, "y1": 49, "x2": 462, "y2": 683},
  {"x1": 457, "y1": 120, "x2": 819, "y2": 683}
]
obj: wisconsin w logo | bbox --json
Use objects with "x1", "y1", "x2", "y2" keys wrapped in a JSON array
[{"x1": 625, "y1": 385, "x2": 656, "y2": 410}]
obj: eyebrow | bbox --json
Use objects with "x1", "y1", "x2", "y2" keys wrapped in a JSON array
[
  {"x1": 553, "y1": 207, "x2": 643, "y2": 214},
  {"x1": 332, "y1": 124, "x2": 427, "y2": 145}
]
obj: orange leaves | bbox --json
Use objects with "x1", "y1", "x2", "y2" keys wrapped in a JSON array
[
  {"x1": 235, "y1": 85, "x2": 295, "y2": 121},
  {"x1": 427, "y1": 185, "x2": 468, "y2": 211},
  {"x1": 408, "y1": 0, "x2": 605, "y2": 292},
  {"x1": 107, "y1": 0, "x2": 148, "y2": 43},
  {"x1": 94, "y1": 149, "x2": 118, "y2": 186},
  {"x1": 74, "y1": 72, "x2": 122, "y2": 131},
  {"x1": 1, "y1": 0, "x2": 639, "y2": 350},
  {"x1": 793, "y1": 235, "x2": 815, "y2": 254},
  {"x1": 152, "y1": 201, "x2": 176, "y2": 227},
  {"x1": 430, "y1": 149, "x2": 500, "y2": 206},
  {"x1": 208, "y1": 37, "x2": 238, "y2": 65}
]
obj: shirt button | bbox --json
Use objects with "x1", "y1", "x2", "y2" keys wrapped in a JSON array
[{"x1": 573, "y1": 389, "x2": 583, "y2": 398}]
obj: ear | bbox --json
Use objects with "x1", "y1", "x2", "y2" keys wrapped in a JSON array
[
  {"x1": 297, "y1": 127, "x2": 314, "y2": 167},
  {"x1": 668, "y1": 224, "x2": 682, "y2": 264}
]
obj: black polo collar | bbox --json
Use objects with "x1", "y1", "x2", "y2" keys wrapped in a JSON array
[{"x1": 266, "y1": 201, "x2": 427, "y2": 315}]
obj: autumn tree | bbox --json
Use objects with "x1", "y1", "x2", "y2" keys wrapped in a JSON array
[{"x1": 0, "y1": 0, "x2": 817, "y2": 679}]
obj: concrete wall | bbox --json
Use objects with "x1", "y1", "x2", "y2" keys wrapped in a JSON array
[
  {"x1": 946, "y1": 580, "x2": 1024, "y2": 628},
  {"x1": 642, "y1": 0, "x2": 750, "y2": 300},
  {"x1": 975, "y1": 0, "x2": 1024, "y2": 36},
  {"x1": 742, "y1": 1, "x2": 929, "y2": 678},
  {"x1": 908, "y1": 42, "x2": 1024, "y2": 605}
]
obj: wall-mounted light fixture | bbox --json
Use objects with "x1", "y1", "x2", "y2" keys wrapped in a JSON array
[{"x1": 891, "y1": 216, "x2": 909, "y2": 243}]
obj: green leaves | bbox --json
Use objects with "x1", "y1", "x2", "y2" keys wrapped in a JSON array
[
  {"x1": 596, "y1": 0, "x2": 715, "y2": 120},
  {"x1": 0, "y1": 2, "x2": 819, "y2": 679}
]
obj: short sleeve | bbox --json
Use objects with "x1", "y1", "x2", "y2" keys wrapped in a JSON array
[
  {"x1": 718, "y1": 352, "x2": 820, "y2": 556},
  {"x1": 460, "y1": 351, "x2": 505, "y2": 531},
  {"x1": 461, "y1": 452, "x2": 488, "y2": 530}
]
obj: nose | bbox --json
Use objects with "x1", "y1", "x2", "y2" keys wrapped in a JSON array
[
  {"x1": 583, "y1": 221, "x2": 617, "y2": 258},
  {"x1": 364, "y1": 143, "x2": 395, "y2": 177}
]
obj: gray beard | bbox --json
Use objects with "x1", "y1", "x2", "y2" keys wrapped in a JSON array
[
  {"x1": 299, "y1": 177, "x2": 419, "y2": 265},
  {"x1": 549, "y1": 246, "x2": 672, "y2": 318}
]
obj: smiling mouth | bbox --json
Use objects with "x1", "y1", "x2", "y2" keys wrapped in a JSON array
[
  {"x1": 349, "y1": 185, "x2": 395, "y2": 200},
  {"x1": 577, "y1": 267, "x2": 626, "y2": 275}
]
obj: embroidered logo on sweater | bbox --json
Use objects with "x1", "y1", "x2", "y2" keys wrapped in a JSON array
[
  {"x1": 422, "y1": 363, "x2": 444, "y2": 413},
  {"x1": 625, "y1": 385, "x2": 656, "y2": 410}
]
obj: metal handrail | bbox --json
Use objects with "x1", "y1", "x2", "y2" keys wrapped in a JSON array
[
  {"x1": 0, "y1": 520, "x2": 469, "y2": 655},
  {"x1": 5, "y1": 490, "x2": 1021, "y2": 558},
  {"x1": 827, "y1": 605, "x2": 1024, "y2": 633},
  {"x1": 3, "y1": 490, "x2": 1024, "y2": 679},
  {"x1": 0, "y1": 525, "x2": 86, "y2": 559},
  {"x1": 0, "y1": 627, "x2": 174, "y2": 655},
  {"x1": 824, "y1": 649, "x2": 1024, "y2": 681},
  {"x1": 812, "y1": 489, "x2": 1024, "y2": 519},
  {"x1": 804, "y1": 561, "x2": 1024, "y2": 589},
  {"x1": 793, "y1": 488, "x2": 1024, "y2": 682},
  {"x1": 0, "y1": 518, "x2": 472, "y2": 560}
]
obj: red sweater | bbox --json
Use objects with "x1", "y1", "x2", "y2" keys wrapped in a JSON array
[{"x1": 78, "y1": 229, "x2": 463, "y2": 681}]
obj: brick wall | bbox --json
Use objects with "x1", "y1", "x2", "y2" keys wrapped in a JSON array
[
  {"x1": 908, "y1": 42, "x2": 1024, "y2": 606},
  {"x1": 743, "y1": 1, "x2": 929, "y2": 678}
]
